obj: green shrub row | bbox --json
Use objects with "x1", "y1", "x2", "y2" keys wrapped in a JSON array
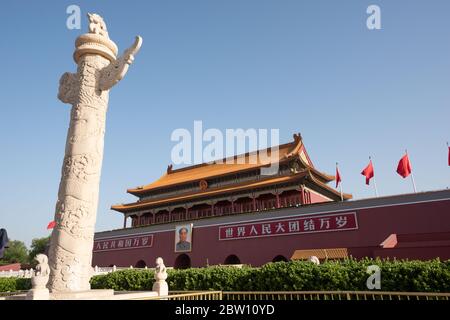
[
  {"x1": 0, "y1": 277, "x2": 31, "y2": 292},
  {"x1": 1, "y1": 259, "x2": 449, "y2": 293},
  {"x1": 90, "y1": 259, "x2": 450, "y2": 292}
]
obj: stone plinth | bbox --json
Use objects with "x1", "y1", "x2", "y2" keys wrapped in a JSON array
[
  {"x1": 2, "y1": 290, "x2": 158, "y2": 300},
  {"x1": 50, "y1": 289, "x2": 114, "y2": 300},
  {"x1": 26, "y1": 288, "x2": 50, "y2": 300},
  {"x1": 152, "y1": 280, "x2": 169, "y2": 297}
]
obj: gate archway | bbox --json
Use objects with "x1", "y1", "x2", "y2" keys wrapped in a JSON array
[
  {"x1": 174, "y1": 254, "x2": 191, "y2": 269},
  {"x1": 224, "y1": 254, "x2": 241, "y2": 265},
  {"x1": 135, "y1": 260, "x2": 147, "y2": 268},
  {"x1": 272, "y1": 255, "x2": 288, "y2": 262}
]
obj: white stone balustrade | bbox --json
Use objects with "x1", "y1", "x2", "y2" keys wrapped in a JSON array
[{"x1": 0, "y1": 265, "x2": 172, "y2": 278}]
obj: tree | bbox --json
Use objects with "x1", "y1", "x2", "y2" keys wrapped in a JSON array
[
  {"x1": 1, "y1": 240, "x2": 28, "y2": 264},
  {"x1": 28, "y1": 236, "x2": 50, "y2": 263}
]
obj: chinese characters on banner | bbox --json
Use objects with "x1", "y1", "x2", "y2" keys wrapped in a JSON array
[
  {"x1": 93, "y1": 233, "x2": 154, "y2": 252},
  {"x1": 219, "y1": 212, "x2": 358, "y2": 240}
]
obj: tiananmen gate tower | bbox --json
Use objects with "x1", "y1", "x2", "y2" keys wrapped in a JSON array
[{"x1": 92, "y1": 134, "x2": 450, "y2": 268}]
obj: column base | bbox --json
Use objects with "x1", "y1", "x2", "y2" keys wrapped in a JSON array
[
  {"x1": 2, "y1": 289, "x2": 159, "y2": 300},
  {"x1": 153, "y1": 280, "x2": 169, "y2": 297},
  {"x1": 26, "y1": 288, "x2": 50, "y2": 300},
  {"x1": 50, "y1": 289, "x2": 114, "y2": 300}
]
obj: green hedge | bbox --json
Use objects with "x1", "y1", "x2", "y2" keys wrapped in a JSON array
[
  {"x1": 1, "y1": 259, "x2": 449, "y2": 293},
  {"x1": 0, "y1": 277, "x2": 31, "y2": 292},
  {"x1": 90, "y1": 259, "x2": 450, "y2": 292}
]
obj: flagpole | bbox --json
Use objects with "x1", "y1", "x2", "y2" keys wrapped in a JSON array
[
  {"x1": 447, "y1": 142, "x2": 450, "y2": 189},
  {"x1": 410, "y1": 172, "x2": 417, "y2": 193},
  {"x1": 406, "y1": 149, "x2": 417, "y2": 193},
  {"x1": 447, "y1": 142, "x2": 449, "y2": 166},
  {"x1": 373, "y1": 177, "x2": 379, "y2": 197},
  {"x1": 369, "y1": 156, "x2": 379, "y2": 197},
  {"x1": 336, "y1": 162, "x2": 343, "y2": 201}
]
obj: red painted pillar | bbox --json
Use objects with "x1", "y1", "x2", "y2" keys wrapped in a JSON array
[
  {"x1": 299, "y1": 185, "x2": 305, "y2": 205},
  {"x1": 253, "y1": 196, "x2": 257, "y2": 211},
  {"x1": 276, "y1": 193, "x2": 280, "y2": 208}
]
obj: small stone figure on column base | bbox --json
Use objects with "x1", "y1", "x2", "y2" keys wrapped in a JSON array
[
  {"x1": 26, "y1": 254, "x2": 50, "y2": 300},
  {"x1": 152, "y1": 257, "x2": 168, "y2": 297}
]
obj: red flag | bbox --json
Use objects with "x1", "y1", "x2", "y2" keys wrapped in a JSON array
[
  {"x1": 361, "y1": 160, "x2": 374, "y2": 185},
  {"x1": 335, "y1": 166, "x2": 342, "y2": 188},
  {"x1": 47, "y1": 220, "x2": 56, "y2": 230},
  {"x1": 397, "y1": 154, "x2": 412, "y2": 178}
]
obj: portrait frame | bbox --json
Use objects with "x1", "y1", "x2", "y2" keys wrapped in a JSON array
[{"x1": 174, "y1": 223, "x2": 193, "y2": 253}]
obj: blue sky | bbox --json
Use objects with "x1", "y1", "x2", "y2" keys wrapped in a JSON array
[{"x1": 0, "y1": 1, "x2": 449, "y2": 246}]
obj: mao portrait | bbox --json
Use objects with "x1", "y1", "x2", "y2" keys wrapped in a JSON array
[{"x1": 175, "y1": 224, "x2": 193, "y2": 252}]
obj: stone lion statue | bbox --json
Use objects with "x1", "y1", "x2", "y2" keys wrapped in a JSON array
[
  {"x1": 308, "y1": 256, "x2": 320, "y2": 265},
  {"x1": 153, "y1": 257, "x2": 168, "y2": 296},
  {"x1": 32, "y1": 254, "x2": 50, "y2": 289},
  {"x1": 88, "y1": 13, "x2": 109, "y2": 38},
  {"x1": 154, "y1": 257, "x2": 167, "y2": 281}
]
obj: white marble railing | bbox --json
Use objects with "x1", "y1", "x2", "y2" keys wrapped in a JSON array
[
  {"x1": 0, "y1": 265, "x2": 163, "y2": 278},
  {"x1": 0, "y1": 269, "x2": 35, "y2": 278}
]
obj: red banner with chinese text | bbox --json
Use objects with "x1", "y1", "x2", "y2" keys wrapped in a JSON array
[
  {"x1": 93, "y1": 233, "x2": 154, "y2": 252},
  {"x1": 219, "y1": 212, "x2": 358, "y2": 240}
]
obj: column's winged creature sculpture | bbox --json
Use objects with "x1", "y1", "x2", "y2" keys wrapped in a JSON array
[{"x1": 99, "y1": 35, "x2": 143, "y2": 90}]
